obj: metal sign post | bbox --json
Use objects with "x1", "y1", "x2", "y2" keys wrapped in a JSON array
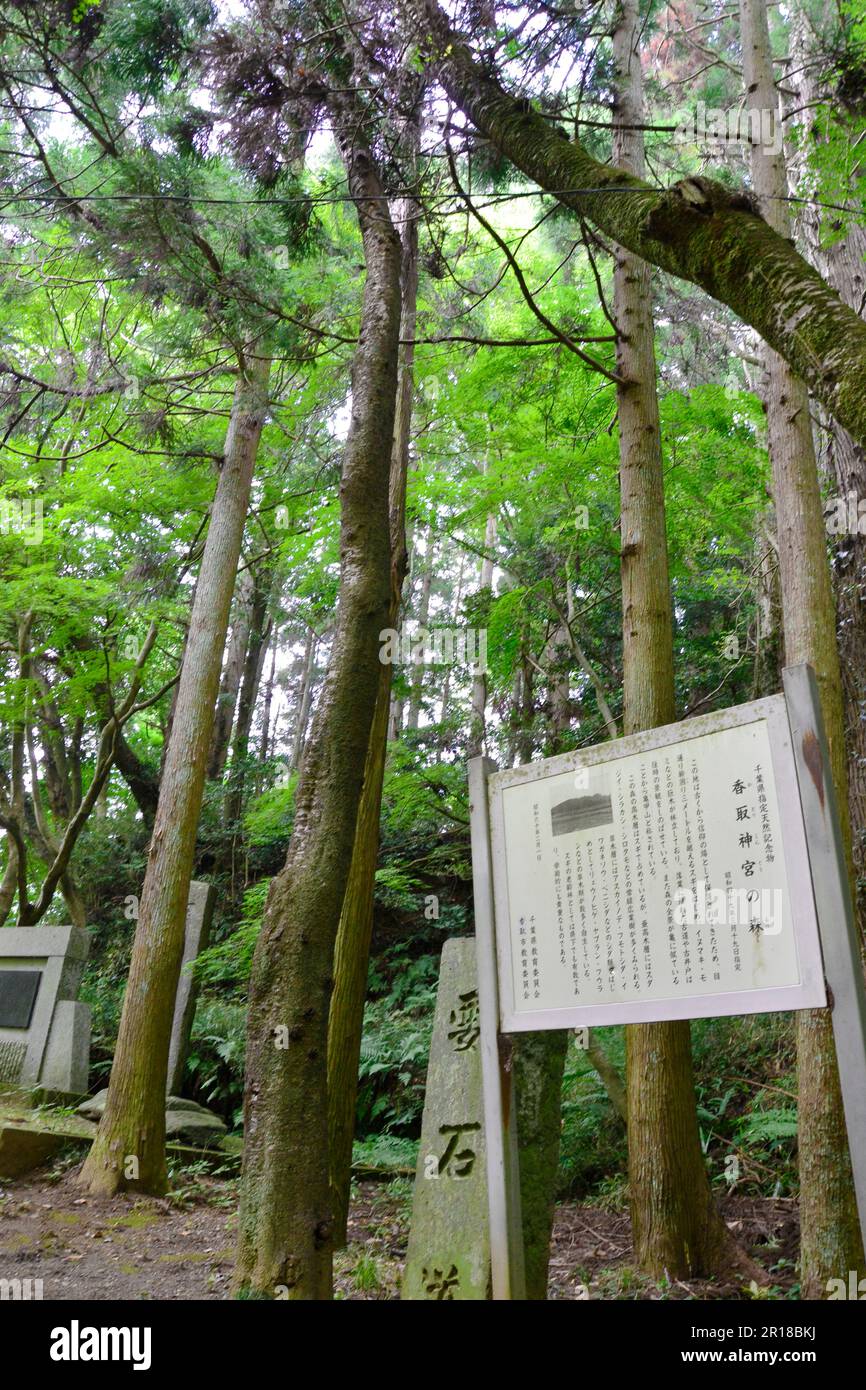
[{"x1": 468, "y1": 756, "x2": 525, "y2": 1300}]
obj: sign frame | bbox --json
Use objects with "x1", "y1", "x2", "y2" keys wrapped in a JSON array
[
  {"x1": 488, "y1": 689, "x2": 826, "y2": 1032},
  {"x1": 469, "y1": 665, "x2": 866, "y2": 1297}
]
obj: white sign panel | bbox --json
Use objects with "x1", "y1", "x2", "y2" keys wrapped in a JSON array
[{"x1": 488, "y1": 694, "x2": 826, "y2": 1031}]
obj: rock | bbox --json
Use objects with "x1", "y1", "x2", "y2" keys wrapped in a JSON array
[
  {"x1": 165, "y1": 1096, "x2": 207, "y2": 1115},
  {"x1": 0, "y1": 1123, "x2": 63, "y2": 1177},
  {"x1": 164, "y1": 1108, "x2": 226, "y2": 1148},
  {"x1": 75, "y1": 1089, "x2": 109, "y2": 1120},
  {"x1": 75, "y1": 1091, "x2": 226, "y2": 1148}
]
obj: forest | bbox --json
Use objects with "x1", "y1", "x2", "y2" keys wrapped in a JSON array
[{"x1": 0, "y1": 0, "x2": 865, "y2": 1320}]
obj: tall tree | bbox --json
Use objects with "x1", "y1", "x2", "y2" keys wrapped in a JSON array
[
  {"x1": 788, "y1": 7, "x2": 866, "y2": 947},
  {"x1": 612, "y1": 0, "x2": 746, "y2": 1279},
  {"x1": 328, "y1": 154, "x2": 420, "y2": 1246},
  {"x1": 233, "y1": 124, "x2": 403, "y2": 1299},
  {"x1": 79, "y1": 353, "x2": 271, "y2": 1196},
  {"x1": 739, "y1": 0, "x2": 864, "y2": 1295},
  {"x1": 224, "y1": 562, "x2": 273, "y2": 838},
  {"x1": 406, "y1": 529, "x2": 432, "y2": 731}
]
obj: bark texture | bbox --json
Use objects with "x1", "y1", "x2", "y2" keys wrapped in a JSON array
[
  {"x1": 327, "y1": 181, "x2": 418, "y2": 1247},
  {"x1": 514, "y1": 1029, "x2": 569, "y2": 1297}
]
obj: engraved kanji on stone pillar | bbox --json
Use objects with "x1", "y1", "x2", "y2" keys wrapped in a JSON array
[{"x1": 402, "y1": 937, "x2": 491, "y2": 1300}]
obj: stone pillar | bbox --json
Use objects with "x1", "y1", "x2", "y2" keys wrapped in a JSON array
[
  {"x1": 166, "y1": 881, "x2": 216, "y2": 1097},
  {"x1": 402, "y1": 937, "x2": 491, "y2": 1299}
]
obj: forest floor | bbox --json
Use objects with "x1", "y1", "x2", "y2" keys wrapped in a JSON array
[{"x1": 0, "y1": 1159, "x2": 801, "y2": 1300}]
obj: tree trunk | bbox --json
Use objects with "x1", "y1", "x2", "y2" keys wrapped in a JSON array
[
  {"x1": 258, "y1": 636, "x2": 278, "y2": 767},
  {"x1": 0, "y1": 840, "x2": 19, "y2": 926},
  {"x1": 513, "y1": 664, "x2": 571, "y2": 1296},
  {"x1": 224, "y1": 566, "x2": 271, "y2": 833},
  {"x1": 545, "y1": 620, "x2": 571, "y2": 749},
  {"x1": 289, "y1": 625, "x2": 316, "y2": 772},
  {"x1": 505, "y1": 667, "x2": 522, "y2": 767},
  {"x1": 416, "y1": 0, "x2": 866, "y2": 446},
  {"x1": 468, "y1": 500, "x2": 496, "y2": 757},
  {"x1": 751, "y1": 515, "x2": 782, "y2": 700},
  {"x1": 612, "y1": 0, "x2": 744, "y2": 1279},
  {"x1": 787, "y1": 19, "x2": 866, "y2": 951},
  {"x1": 388, "y1": 689, "x2": 405, "y2": 741},
  {"x1": 740, "y1": 0, "x2": 864, "y2": 1296},
  {"x1": 406, "y1": 528, "x2": 431, "y2": 731},
  {"x1": 111, "y1": 728, "x2": 160, "y2": 825},
  {"x1": 518, "y1": 640, "x2": 535, "y2": 764},
  {"x1": 208, "y1": 567, "x2": 255, "y2": 782},
  {"x1": 77, "y1": 354, "x2": 271, "y2": 1197},
  {"x1": 514, "y1": 1029, "x2": 569, "y2": 1297},
  {"x1": 327, "y1": 177, "x2": 418, "y2": 1248},
  {"x1": 232, "y1": 141, "x2": 402, "y2": 1300},
  {"x1": 587, "y1": 1033, "x2": 628, "y2": 1123}
]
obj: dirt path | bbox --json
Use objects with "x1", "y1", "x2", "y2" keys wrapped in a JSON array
[
  {"x1": 0, "y1": 1168, "x2": 236, "y2": 1300},
  {"x1": 0, "y1": 1160, "x2": 799, "y2": 1300}
]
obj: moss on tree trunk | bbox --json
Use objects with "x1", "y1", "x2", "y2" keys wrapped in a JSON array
[
  {"x1": 327, "y1": 167, "x2": 419, "y2": 1247},
  {"x1": 417, "y1": 0, "x2": 866, "y2": 448}
]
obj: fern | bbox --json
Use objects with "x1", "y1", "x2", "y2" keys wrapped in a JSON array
[{"x1": 737, "y1": 1107, "x2": 799, "y2": 1145}]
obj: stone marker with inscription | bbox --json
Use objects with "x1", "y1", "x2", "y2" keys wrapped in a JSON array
[
  {"x1": 402, "y1": 937, "x2": 491, "y2": 1300},
  {"x1": 0, "y1": 926, "x2": 91, "y2": 1097},
  {"x1": 167, "y1": 880, "x2": 216, "y2": 1097}
]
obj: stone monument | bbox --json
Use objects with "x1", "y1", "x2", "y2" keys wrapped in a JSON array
[
  {"x1": 402, "y1": 937, "x2": 491, "y2": 1300},
  {"x1": 167, "y1": 880, "x2": 216, "y2": 1096},
  {"x1": 0, "y1": 926, "x2": 91, "y2": 1097}
]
